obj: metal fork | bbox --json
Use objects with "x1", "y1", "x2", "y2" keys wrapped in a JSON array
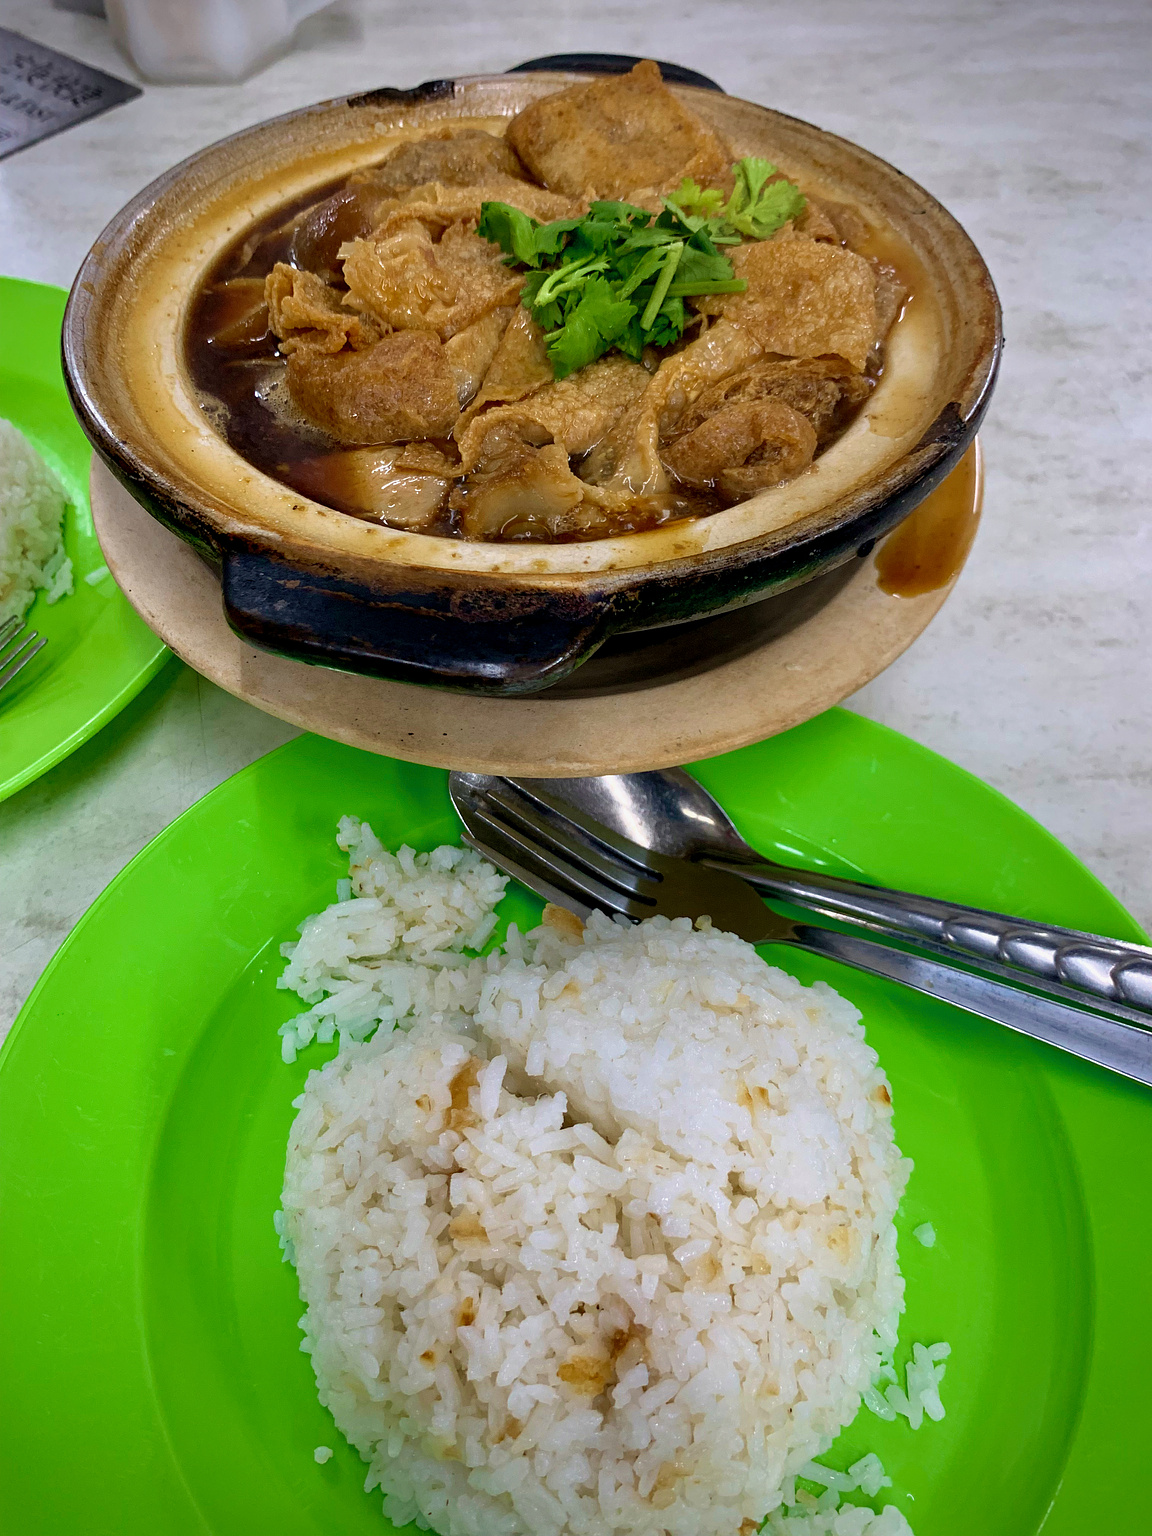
[
  {"x1": 0, "y1": 616, "x2": 47, "y2": 697},
  {"x1": 449, "y1": 773, "x2": 1152, "y2": 1090}
]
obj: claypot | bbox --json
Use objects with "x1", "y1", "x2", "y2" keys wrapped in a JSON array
[{"x1": 62, "y1": 58, "x2": 1000, "y2": 696}]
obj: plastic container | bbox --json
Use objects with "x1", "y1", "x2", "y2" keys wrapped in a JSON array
[{"x1": 104, "y1": 0, "x2": 332, "y2": 84}]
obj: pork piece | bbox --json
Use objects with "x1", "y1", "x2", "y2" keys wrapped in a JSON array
[
  {"x1": 289, "y1": 187, "x2": 393, "y2": 282},
  {"x1": 286, "y1": 330, "x2": 459, "y2": 444},
  {"x1": 671, "y1": 358, "x2": 874, "y2": 448},
  {"x1": 353, "y1": 129, "x2": 529, "y2": 196},
  {"x1": 389, "y1": 441, "x2": 460, "y2": 475},
  {"x1": 341, "y1": 218, "x2": 523, "y2": 341},
  {"x1": 443, "y1": 306, "x2": 516, "y2": 407},
  {"x1": 663, "y1": 397, "x2": 817, "y2": 500},
  {"x1": 289, "y1": 447, "x2": 451, "y2": 528},
  {"x1": 451, "y1": 357, "x2": 649, "y2": 538},
  {"x1": 580, "y1": 319, "x2": 763, "y2": 497},
  {"x1": 451, "y1": 427, "x2": 592, "y2": 540},
  {"x1": 456, "y1": 354, "x2": 649, "y2": 472},
  {"x1": 695, "y1": 235, "x2": 879, "y2": 372},
  {"x1": 506, "y1": 60, "x2": 732, "y2": 199},
  {"x1": 230, "y1": 209, "x2": 316, "y2": 279},
  {"x1": 456, "y1": 308, "x2": 553, "y2": 431},
  {"x1": 265, "y1": 265, "x2": 383, "y2": 355}
]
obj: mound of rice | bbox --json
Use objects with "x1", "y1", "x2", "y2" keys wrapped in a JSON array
[
  {"x1": 279, "y1": 824, "x2": 916, "y2": 1536},
  {"x1": 0, "y1": 419, "x2": 72, "y2": 627}
]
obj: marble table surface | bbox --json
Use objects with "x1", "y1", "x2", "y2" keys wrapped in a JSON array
[{"x1": 1, "y1": 0, "x2": 1149, "y2": 1038}]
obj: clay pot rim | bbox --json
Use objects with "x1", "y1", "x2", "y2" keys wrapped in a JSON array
[{"x1": 62, "y1": 69, "x2": 1001, "y2": 593}]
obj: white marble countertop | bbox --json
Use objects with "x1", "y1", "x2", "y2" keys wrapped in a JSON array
[{"x1": 1, "y1": 0, "x2": 1149, "y2": 1036}]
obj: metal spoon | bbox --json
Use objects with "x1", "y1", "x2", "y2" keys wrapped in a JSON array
[{"x1": 506, "y1": 767, "x2": 1152, "y2": 1021}]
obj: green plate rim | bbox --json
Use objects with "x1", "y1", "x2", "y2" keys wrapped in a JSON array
[
  {"x1": 0, "y1": 275, "x2": 169, "y2": 803},
  {"x1": 1, "y1": 710, "x2": 1149, "y2": 1535}
]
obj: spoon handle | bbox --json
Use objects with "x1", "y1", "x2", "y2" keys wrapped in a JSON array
[
  {"x1": 708, "y1": 856, "x2": 1152, "y2": 1018},
  {"x1": 786, "y1": 922, "x2": 1152, "y2": 1088}
]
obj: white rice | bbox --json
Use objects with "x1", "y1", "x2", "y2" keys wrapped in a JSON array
[
  {"x1": 276, "y1": 817, "x2": 507, "y2": 1064},
  {"x1": 760, "y1": 1453, "x2": 907, "y2": 1534},
  {"x1": 762, "y1": 1503, "x2": 912, "y2": 1535},
  {"x1": 862, "y1": 1343, "x2": 949, "y2": 1430},
  {"x1": 280, "y1": 823, "x2": 924, "y2": 1536},
  {"x1": 0, "y1": 418, "x2": 72, "y2": 627}
]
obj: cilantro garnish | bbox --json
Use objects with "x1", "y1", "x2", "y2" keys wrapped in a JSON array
[
  {"x1": 665, "y1": 156, "x2": 807, "y2": 242},
  {"x1": 477, "y1": 158, "x2": 806, "y2": 379}
]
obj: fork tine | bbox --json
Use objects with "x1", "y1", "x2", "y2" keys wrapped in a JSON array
[
  {"x1": 0, "y1": 615, "x2": 22, "y2": 652},
  {"x1": 462, "y1": 801, "x2": 656, "y2": 918},
  {"x1": 473, "y1": 792, "x2": 661, "y2": 907},
  {"x1": 460, "y1": 827, "x2": 599, "y2": 922},
  {"x1": 490, "y1": 781, "x2": 665, "y2": 898},
  {"x1": 505, "y1": 779, "x2": 665, "y2": 877},
  {"x1": 0, "y1": 631, "x2": 46, "y2": 693}
]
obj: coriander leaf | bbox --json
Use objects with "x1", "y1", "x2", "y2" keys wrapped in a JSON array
[
  {"x1": 639, "y1": 241, "x2": 684, "y2": 330},
  {"x1": 657, "y1": 207, "x2": 701, "y2": 237},
  {"x1": 520, "y1": 270, "x2": 563, "y2": 331},
  {"x1": 723, "y1": 156, "x2": 806, "y2": 239},
  {"x1": 477, "y1": 202, "x2": 543, "y2": 267},
  {"x1": 546, "y1": 277, "x2": 635, "y2": 379},
  {"x1": 617, "y1": 294, "x2": 684, "y2": 358},
  {"x1": 533, "y1": 252, "x2": 610, "y2": 308},
  {"x1": 657, "y1": 202, "x2": 738, "y2": 247},
  {"x1": 574, "y1": 276, "x2": 635, "y2": 341},
  {"x1": 477, "y1": 164, "x2": 802, "y2": 378},
  {"x1": 615, "y1": 317, "x2": 647, "y2": 361},
  {"x1": 533, "y1": 216, "x2": 585, "y2": 256},
  {"x1": 731, "y1": 156, "x2": 776, "y2": 209},
  {"x1": 675, "y1": 246, "x2": 738, "y2": 286},
  {"x1": 616, "y1": 245, "x2": 668, "y2": 299},
  {"x1": 588, "y1": 200, "x2": 654, "y2": 225},
  {"x1": 666, "y1": 177, "x2": 725, "y2": 219},
  {"x1": 618, "y1": 225, "x2": 684, "y2": 252},
  {"x1": 644, "y1": 295, "x2": 685, "y2": 349},
  {"x1": 730, "y1": 178, "x2": 806, "y2": 238},
  {"x1": 566, "y1": 220, "x2": 620, "y2": 258},
  {"x1": 702, "y1": 224, "x2": 744, "y2": 246}
]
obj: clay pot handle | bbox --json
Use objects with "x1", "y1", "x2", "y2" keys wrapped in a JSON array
[{"x1": 221, "y1": 549, "x2": 614, "y2": 695}]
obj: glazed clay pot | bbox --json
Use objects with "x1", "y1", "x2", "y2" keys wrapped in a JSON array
[{"x1": 63, "y1": 60, "x2": 1000, "y2": 695}]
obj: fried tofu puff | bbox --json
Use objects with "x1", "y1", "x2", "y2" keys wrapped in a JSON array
[
  {"x1": 506, "y1": 60, "x2": 732, "y2": 200},
  {"x1": 286, "y1": 330, "x2": 459, "y2": 445},
  {"x1": 352, "y1": 128, "x2": 530, "y2": 195},
  {"x1": 694, "y1": 236, "x2": 880, "y2": 373}
]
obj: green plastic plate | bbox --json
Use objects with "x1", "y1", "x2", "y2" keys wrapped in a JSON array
[
  {"x1": 0, "y1": 277, "x2": 168, "y2": 801},
  {"x1": 1, "y1": 712, "x2": 1148, "y2": 1534}
]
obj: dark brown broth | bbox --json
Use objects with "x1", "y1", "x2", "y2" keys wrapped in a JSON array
[{"x1": 185, "y1": 171, "x2": 900, "y2": 541}]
